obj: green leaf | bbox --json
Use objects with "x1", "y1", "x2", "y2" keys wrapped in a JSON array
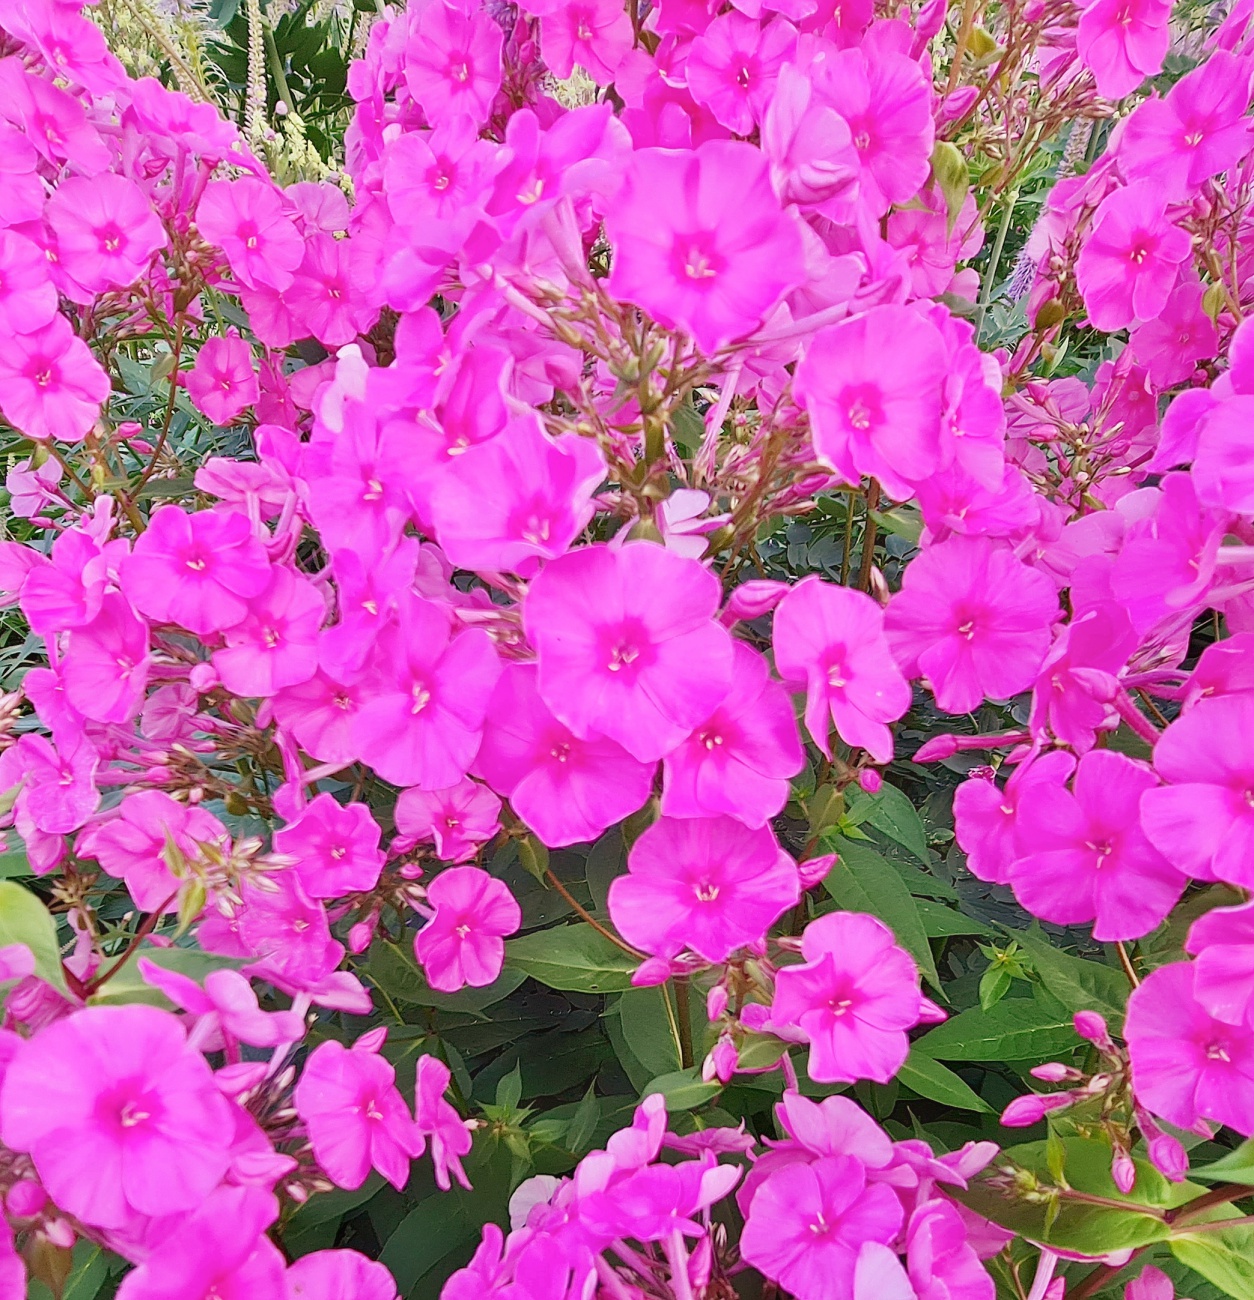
[
  {"x1": 822, "y1": 836, "x2": 941, "y2": 992},
  {"x1": 495, "y1": 1065, "x2": 523, "y2": 1111},
  {"x1": 584, "y1": 831, "x2": 626, "y2": 914},
  {"x1": 1172, "y1": 1227, "x2": 1254, "y2": 1300},
  {"x1": 918, "y1": 899, "x2": 994, "y2": 937},
  {"x1": 617, "y1": 986, "x2": 682, "y2": 1079},
  {"x1": 505, "y1": 923, "x2": 638, "y2": 993},
  {"x1": 1012, "y1": 926, "x2": 1128, "y2": 1025},
  {"x1": 914, "y1": 989, "x2": 1078, "y2": 1062},
  {"x1": 1192, "y1": 1140, "x2": 1254, "y2": 1186},
  {"x1": 979, "y1": 964, "x2": 1013, "y2": 1011},
  {"x1": 0, "y1": 881, "x2": 68, "y2": 995},
  {"x1": 368, "y1": 940, "x2": 525, "y2": 1011},
  {"x1": 896, "y1": 1048, "x2": 992, "y2": 1113},
  {"x1": 566, "y1": 1085, "x2": 600, "y2": 1155},
  {"x1": 0, "y1": 846, "x2": 31, "y2": 879},
  {"x1": 844, "y1": 784, "x2": 931, "y2": 864},
  {"x1": 642, "y1": 1068, "x2": 720, "y2": 1111}
]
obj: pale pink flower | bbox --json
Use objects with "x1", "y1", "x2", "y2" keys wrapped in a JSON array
[
  {"x1": 0, "y1": 315, "x2": 110, "y2": 443},
  {"x1": 185, "y1": 334, "x2": 259, "y2": 426},
  {"x1": 415, "y1": 867, "x2": 521, "y2": 992},
  {"x1": 45, "y1": 174, "x2": 166, "y2": 295},
  {"x1": 274, "y1": 793, "x2": 385, "y2": 898}
]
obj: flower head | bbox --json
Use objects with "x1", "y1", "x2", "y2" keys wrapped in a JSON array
[{"x1": 415, "y1": 867, "x2": 521, "y2": 993}]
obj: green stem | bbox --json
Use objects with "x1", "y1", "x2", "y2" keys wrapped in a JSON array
[
  {"x1": 673, "y1": 977, "x2": 694, "y2": 1070},
  {"x1": 976, "y1": 190, "x2": 1017, "y2": 336}
]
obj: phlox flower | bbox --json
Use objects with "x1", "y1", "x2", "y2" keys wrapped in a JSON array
[
  {"x1": 520, "y1": 0, "x2": 633, "y2": 83},
  {"x1": 473, "y1": 664, "x2": 655, "y2": 848},
  {"x1": 608, "y1": 815, "x2": 800, "y2": 963},
  {"x1": 294, "y1": 1034, "x2": 422, "y2": 1191},
  {"x1": 0, "y1": 731, "x2": 99, "y2": 836},
  {"x1": 0, "y1": 1005, "x2": 234, "y2": 1230},
  {"x1": 120, "y1": 506, "x2": 272, "y2": 635},
  {"x1": 274, "y1": 793, "x2": 385, "y2": 898},
  {"x1": 577, "y1": 1155, "x2": 742, "y2": 1241},
  {"x1": 1141, "y1": 695, "x2": 1254, "y2": 888},
  {"x1": 660, "y1": 642, "x2": 803, "y2": 827},
  {"x1": 352, "y1": 595, "x2": 501, "y2": 789},
  {"x1": 1007, "y1": 749, "x2": 1186, "y2": 941},
  {"x1": 184, "y1": 334, "x2": 259, "y2": 426},
  {"x1": 196, "y1": 178, "x2": 304, "y2": 292},
  {"x1": 427, "y1": 415, "x2": 606, "y2": 577},
  {"x1": 770, "y1": 912, "x2": 922, "y2": 1084},
  {"x1": 114, "y1": 1186, "x2": 286, "y2": 1300},
  {"x1": 1128, "y1": 278, "x2": 1218, "y2": 388},
  {"x1": 384, "y1": 120, "x2": 498, "y2": 225},
  {"x1": 320, "y1": 541, "x2": 419, "y2": 679},
  {"x1": 1125, "y1": 959, "x2": 1254, "y2": 1137},
  {"x1": 685, "y1": 13, "x2": 797, "y2": 135},
  {"x1": 415, "y1": 1055, "x2": 472, "y2": 1191},
  {"x1": 213, "y1": 568, "x2": 325, "y2": 698},
  {"x1": 0, "y1": 315, "x2": 110, "y2": 443},
  {"x1": 1075, "y1": 183, "x2": 1192, "y2": 332},
  {"x1": 415, "y1": 866, "x2": 521, "y2": 993},
  {"x1": 0, "y1": 230, "x2": 57, "y2": 336},
  {"x1": 1076, "y1": 0, "x2": 1171, "y2": 100},
  {"x1": 44, "y1": 173, "x2": 166, "y2": 295},
  {"x1": 605, "y1": 140, "x2": 807, "y2": 353},
  {"x1": 524, "y1": 542, "x2": 734, "y2": 764},
  {"x1": 762, "y1": 64, "x2": 859, "y2": 208},
  {"x1": 403, "y1": 1, "x2": 503, "y2": 128},
  {"x1": 137, "y1": 959, "x2": 305, "y2": 1050},
  {"x1": 6, "y1": 454, "x2": 61, "y2": 519},
  {"x1": 287, "y1": 1250, "x2": 399, "y2": 1300},
  {"x1": 795, "y1": 306, "x2": 948, "y2": 502},
  {"x1": 1193, "y1": 395, "x2": 1254, "y2": 516},
  {"x1": 286, "y1": 235, "x2": 378, "y2": 348},
  {"x1": 19, "y1": 523, "x2": 121, "y2": 635},
  {"x1": 740, "y1": 1155, "x2": 903, "y2": 1300},
  {"x1": 884, "y1": 537, "x2": 1059, "y2": 715},
  {"x1": 63, "y1": 593, "x2": 151, "y2": 725},
  {"x1": 395, "y1": 778, "x2": 502, "y2": 864},
  {"x1": 272, "y1": 669, "x2": 365, "y2": 768},
  {"x1": 1186, "y1": 903, "x2": 1254, "y2": 1026},
  {"x1": 773, "y1": 578, "x2": 911, "y2": 765}
]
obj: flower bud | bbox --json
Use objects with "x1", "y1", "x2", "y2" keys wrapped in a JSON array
[
  {"x1": 706, "y1": 985, "x2": 728, "y2": 1021},
  {"x1": 1030, "y1": 1062, "x2": 1082, "y2": 1084},
  {"x1": 1111, "y1": 1149, "x2": 1136, "y2": 1194},
  {"x1": 1000, "y1": 1092, "x2": 1072, "y2": 1127},
  {"x1": 6, "y1": 1179, "x2": 46, "y2": 1218},
  {"x1": 1073, "y1": 1011, "x2": 1115, "y2": 1053},
  {"x1": 859, "y1": 769, "x2": 882, "y2": 794}
]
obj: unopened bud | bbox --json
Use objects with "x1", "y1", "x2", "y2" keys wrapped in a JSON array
[
  {"x1": 1030, "y1": 1062, "x2": 1082, "y2": 1084},
  {"x1": 1000, "y1": 1092, "x2": 1072, "y2": 1127},
  {"x1": 1111, "y1": 1149, "x2": 1136, "y2": 1194},
  {"x1": 1073, "y1": 1011, "x2": 1116, "y2": 1053}
]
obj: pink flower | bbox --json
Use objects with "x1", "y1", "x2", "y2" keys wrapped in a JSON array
[
  {"x1": 762, "y1": 64, "x2": 859, "y2": 208},
  {"x1": 427, "y1": 415, "x2": 606, "y2": 578},
  {"x1": 294, "y1": 1035, "x2": 422, "y2": 1191},
  {"x1": 415, "y1": 867, "x2": 521, "y2": 992},
  {"x1": 0, "y1": 1005, "x2": 234, "y2": 1230},
  {"x1": 1125, "y1": 959, "x2": 1254, "y2": 1136},
  {"x1": 1077, "y1": 0, "x2": 1171, "y2": 100},
  {"x1": 773, "y1": 578, "x2": 911, "y2": 765},
  {"x1": 1007, "y1": 749, "x2": 1186, "y2": 941},
  {"x1": 403, "y1": 1, "x2": 503, "y2": 127},
  {"x1": 121, "y1": 506, "x2": 272, "y2": 635},
  {"x1": 770, "y1": 912, "x2": 922, "y2": 1084},
  {"x1": 0, "y1": 231, "x2": 57, "y2": 336},
  {"x1": 63, "y1": 594, "x2": 151, "y2": 724},
  {"x1": 1187, "y1": 903, "x2": 1254, "y2": 1026},
  {"x1": 45, "y1": 173, "x2": 166, "y2": 295},
  {"x1": 287, "y1": 1251, "x2": 398, "y2": 1300},
  {"x1": 196, "y1": 178, "x2": 304, "y2": 292},
  {"x1": 740, "y1": 1155, "x2": 903, "y2": 1300},
  {"x1": 885, "y1": 538, "x2": 1059, "y2": 715},
  {"x1": 286, "y1": 235, "x2": 377, "y2": 348},
  {"x1": 114, "y1": 1186, "x2": 286, "y2": 1300},
  {"x1": 395, "y1": 779, "x2": 502, "y2": 864},
  {"x1": 384, "y1": 120, "x2": 497, "y2": 225},
  {"x1": 473, "y1": 664, "x2": 655, "y2": 848},
  {"x1": 1075, "y1": 183, "x2": 1192, "y2": 332},
  {"x1": 1128, "y1": 279, "x2": 1218, "y2": 392},
  {"x1": 213, "y1": 568, "x2": 325, "y2": 698},
  {"x1": 661, "y1": 642, "x2": 803, "y2": 826},
  {"x1": 605, "y1": 141, "x2": 806, "y2": 353},
  {"x1": 685, "y1": 13, "x2": 796, "y2": 135},
  {"x1": 524, "y1": 543, "x2": 734, "y2": 763},
  {"x1": 0, "y1": 731, "x2": 99, "y2": 835},
  {"x1": 608, "y1": 816, "x2": 800, "y2": 963},
  {"x1": 0, "y1": 315, "x2": 110, "y2": 443},
  {"x1": 1125, "y1": 1267, "x2": 1176, "y2": 1300},
  {"x1": 274, "y1": 793, "x2": 384, "y2": 898},
  {"x1": 903, "y1": 1200, "x2": 995, "y2": 1300},
  {"x1": 796, "y1": 306, "x2": 948, "y2": 502},
  {"x1": 414, "y1": 1055, "x2": 472, "y2": 1191},
  {"x1": 352, "y1": 595, "x2": 501, "y2": 789},
  {"x1": 137, "y1": 960, "x2": 305, "y2": 1050},
  {"x1": 521, "y1": 0, "x2": 633, "y2": 82},
  {"x1": 1141, "y1": 695, "x2": 1254, "y2": 888},
  {"x1": 185, "y1": 334, "x2": 259, "y2": 425}
]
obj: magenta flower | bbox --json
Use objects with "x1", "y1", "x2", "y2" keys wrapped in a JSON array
[
  {"x1": 885, "y1": 537, "x2": 1059, "y2": 715},
  {"x1": 770, "y1": 912, "x2": 922, "y2": 1084},
  {"x1": 0, "y1": 315, "x2": 110, "y2": 443},
  {"x1": 1076, "y1": 0, "x2": 1171, "y2": 100},
  {"x1": 138, "y1": 960, "x2": 305, "y2": 1050},
  {"x1": 114, "y1": 1186, "x2": 286, "y2": 1300},
  {"x1": 214, "y1": 568, "x2": 325, "y2": 698},
  {"x1": 274, "y1": 793, "x2": 384, "y2": 899},
  {"x1": 185, "y1": 334, "x2": 259, "y2": 426},
  {"x1": 796, "y1": 306, "x2": 948, "y2": 502},
  {"x1": 287, "y1": 1251, "x2": 398, "y2": 1300},
  {"x1": 352, "y1": 595, "x2": 501, "y2": 789},
  {"x1": 196, "y1": 177, "x2": 304, "y2": 292},
  {"x1": 1075, "y1": 183, "x2": 1192, "y2": 332},
  {"x1": 762, "y1": 64, "x2": 859, "y2": 208},
  {"x1": 286, "y1": 235, "x2": 376, "y2": 348},
  {"x1": 1187, "y1": 903, "x2": 1254, "y2": 1026},
  {"x1": 415, "y1": 867, "x2": 522, "y2": 993},
  {"x1": 608, "y1": 816, "x2": 800, "y2": 963},
  {"x1": 427, "y1": 415, "x2": 606, "y2": 578},
  {"x1": 0, "y1": 230, "x2": 57, "y2": 337},
  {"x1": 414, "y1": 1055, "x2": 472, "y2": 1191},
  {"x1": 685, "y1": 12, "x2": 796, "y2": 135},
  {"x1": 773, "y1": 578, "x2": 911, "y2": 765},
  {"x1": 1141, "y1": 696, "x2": 1254, "y2": 888},
  {"x1": 0, "y1": 1005, "x2": 234, "y2": 1230},
  {"x1": 521, "y1": 0, "x2": 633, "y2": 82},
  {"x1": 740, "y1": 1155, "x2": 903, "y2": 1300},
  {"x1": 395, "y1": 779, "x2": 502, "y2": 864},
  {"x1": 63, "y1": 593, "x2": 151, "y2": 724},
  {"x1": 524, "y1": 543, "x2": 734, "y2": 763},
  {"x1": 294, "y1": 1036, "x2": 422, "y2": 1191},
  {"x1": 121, "y1": 506, "x2": 271, "y2": 635},
  {"x1": 904, "y1": 1200, "x2": 995, "y2": 1300},
  {"x1": 1008, "y1": 750, "x2": 1186, "y2": 941},
  {"x1": 384, "y1": 119, "x2": 496, "y2": 225},
  {"x1": 473, "y1": 664, "x2": 655, "y2": 848},
  {"x1": 605, "y1": 141, "x2": 806, "y2": 353},
  {"x1": 1125, "y1": 960, "x2": 1254, "y2": 1136},
  {"x1": 45, "y1": 173, "x2": 166, "y2": 294},
  {"x1": 661, "y1": 642, "x2": 803, "y2": 827},
  {"x1": 403, "y1": 1, "x2": 503, "y2": 128}
]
